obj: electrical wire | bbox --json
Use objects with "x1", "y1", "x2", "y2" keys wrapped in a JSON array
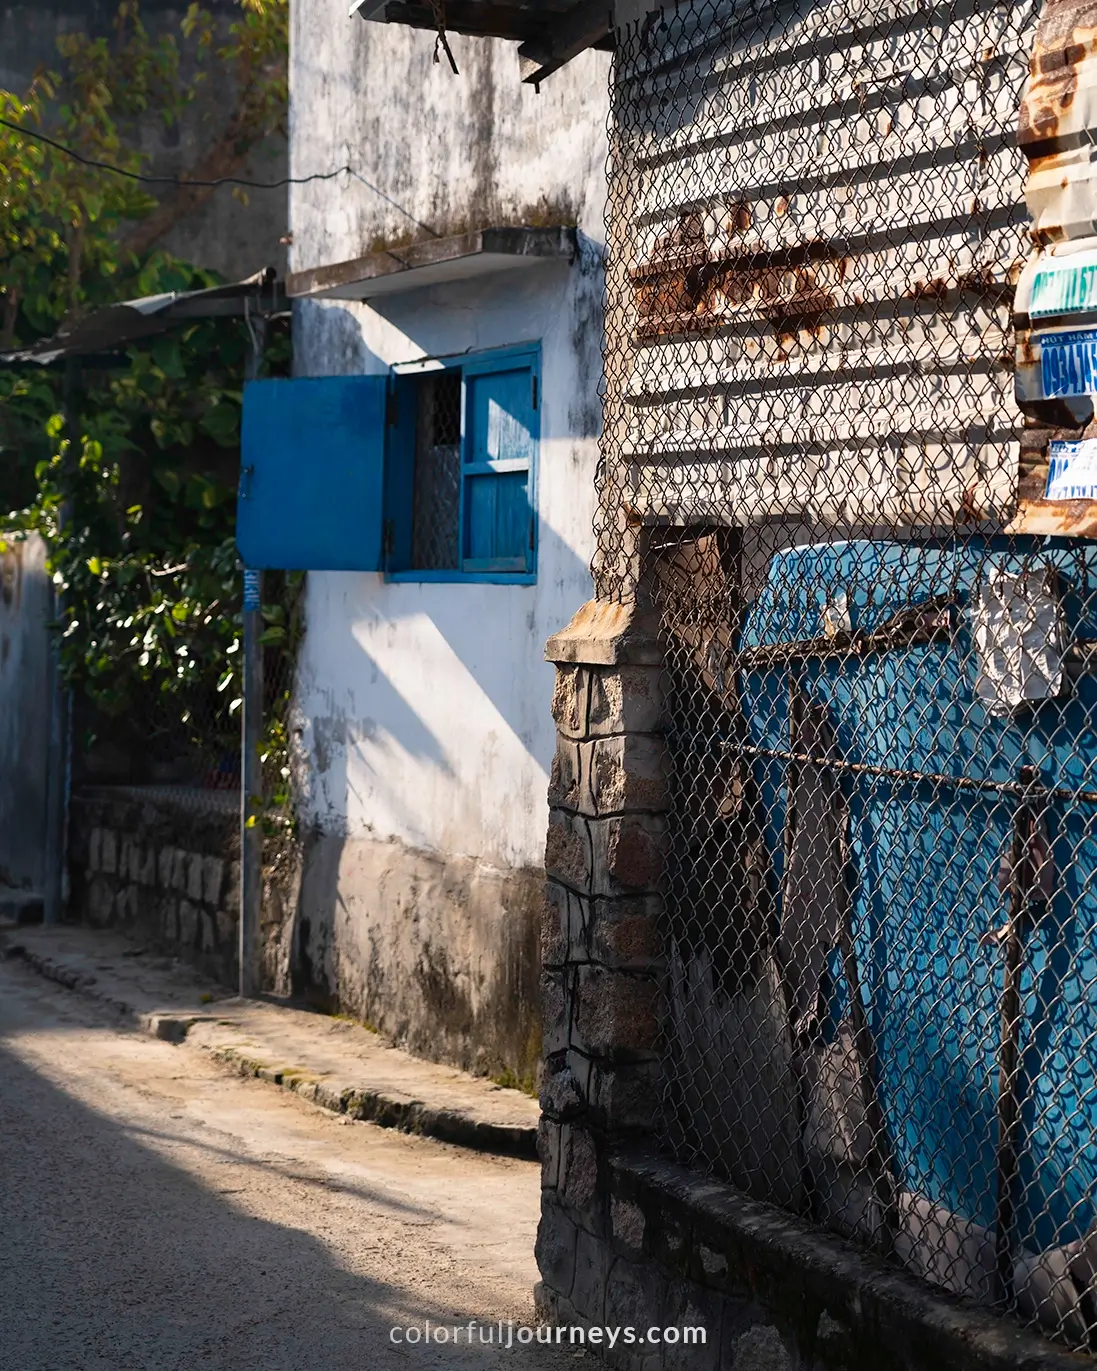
[
  {"x1": 0, "y1": 115, "x2": 346, "y2": 188},
  {"x1": 0, "y1": 116, "x2": 439, "y2": 235}
]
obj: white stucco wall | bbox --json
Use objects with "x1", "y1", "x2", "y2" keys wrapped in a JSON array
[{"x1": 289, "y1": 13, "x2": 610, "y2": 871}]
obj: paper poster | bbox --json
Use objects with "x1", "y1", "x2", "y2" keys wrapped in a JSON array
[{"x1": 1046, "y1": 439, "x2": 1097, "y2": 501}]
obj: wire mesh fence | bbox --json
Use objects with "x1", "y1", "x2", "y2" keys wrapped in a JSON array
[
  {"x1": 597, "y1": 0, "x2": 1097, "y2": 1350},
  {"x1": 411, "y1": 370, "x2": 463, "y2": 571}
]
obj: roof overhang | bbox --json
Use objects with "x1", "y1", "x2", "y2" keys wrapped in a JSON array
[
  {"x1": 287, "y1": 225, "x2": 578, "y2": 301},
  {"x1": 1, "y1": 268, "x2": 287, "y2": 366},
  {"x1": 350, "y1": 0, "x2": 623, "y2": 82}
]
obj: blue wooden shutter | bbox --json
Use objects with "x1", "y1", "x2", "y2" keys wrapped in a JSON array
[
  {"x1": 461, "y1": 358, "x2": 537, "y2": 573},
  {"x1": 237, "y1": 375, "x2": 387, "y2": 570}
]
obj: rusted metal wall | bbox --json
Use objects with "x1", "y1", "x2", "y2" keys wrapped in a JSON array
[
  {"x1": 610, "y1": 0, "x2": 1038, "y2": 542},
  {"x1": 595, "y1": 0, "x2": 1097, "y2": 1352},
  {"x1": 1012, "y1": 0, "x2": 1097, "y2": 534},
  {"x1": 0, "y1": 534, "x2": 51, "y2": 893}
]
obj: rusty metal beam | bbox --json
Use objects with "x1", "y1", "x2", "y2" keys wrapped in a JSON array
[
  {"x1": 352, "y1": 0, "x2": 578, "y2": 42},
  {"x1": 517, "y1": 3, "x2": 613, "y2": 83}
]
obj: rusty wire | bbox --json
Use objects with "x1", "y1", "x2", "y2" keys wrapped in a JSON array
[{"x1": 597, "y1": 0, "x2": 1097, "y2": 1351}]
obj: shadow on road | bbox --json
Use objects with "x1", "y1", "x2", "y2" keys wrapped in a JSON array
[{"x1": 0, "y1": 998, "x2": 564, "y2": 1371}]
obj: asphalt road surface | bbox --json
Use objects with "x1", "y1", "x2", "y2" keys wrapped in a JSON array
[{"x1": 0, "y1": 958, "x2": 581, "y2": 1371}]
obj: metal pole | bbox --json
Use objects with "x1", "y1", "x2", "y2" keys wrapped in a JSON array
[
  {"x1": 994, "y1": 763, "x2": 1039, "y2": 1307},
  {"x1": 239, "y1": 566, "x2": 263, "y2": 997},
  {"x1": 42, "y1": 615, "x2": 65, "y2": 923},
  {"x1": 239, "y1": 305, "x2": 267, "y2": 997},
  {"x1": 43, "y1": 357, "x2": 79, "y2": 923}
]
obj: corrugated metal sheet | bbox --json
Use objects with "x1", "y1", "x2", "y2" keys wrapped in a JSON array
[{"x1": 614, "y1": 0, "x2": 1039, "y2": 530}]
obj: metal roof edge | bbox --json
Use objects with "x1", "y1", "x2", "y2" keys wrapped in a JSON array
[{"x1": 0, "y1": 268, "x2": 284, "y2": 366}]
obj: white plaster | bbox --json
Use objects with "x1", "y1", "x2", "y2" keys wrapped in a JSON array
[{"x1": 290, "y1": 14, "x2": 609, "y2": 868}]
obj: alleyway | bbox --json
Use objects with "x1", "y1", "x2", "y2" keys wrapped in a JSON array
[{"x1": 0, "y1": 958, "x2": 575, "y2": 1371}]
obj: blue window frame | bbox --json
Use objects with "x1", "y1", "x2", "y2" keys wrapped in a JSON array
[{"x1": 383, "y1": 344, "x2": 540, "y2": 584}]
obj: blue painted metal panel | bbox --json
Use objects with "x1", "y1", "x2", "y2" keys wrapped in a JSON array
[
  {"x1": 462, "y1": 363, "x2": 535, "y2": 571},
  {"x1": 738, "y1": 538, "x2": 1097, "y2": 1253},
  {"x1": 237, "y1": 375, "x2": 387, "y2": 571}
]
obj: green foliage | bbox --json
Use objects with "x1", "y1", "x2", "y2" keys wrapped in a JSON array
[{"x1": 0, "y1": 0, "x2": 293, "y2": 801}]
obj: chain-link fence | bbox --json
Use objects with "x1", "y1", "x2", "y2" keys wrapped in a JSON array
[{"x1": 597, "y1": 0, "x2": 1097, "y2": 1350}]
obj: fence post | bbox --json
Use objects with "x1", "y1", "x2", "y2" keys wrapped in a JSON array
[
  {"x1": 537, "y1": 596, "x2": 668, "y2": 1325},
  {"x1": 239, "y1": 309, "x2": 267, "y2": 998},
  {"x1": 239, "y1": 567, "x2": 263, "y2": 997},
  {"x1": 43, "y1": 357, "x2": 80, "y2": 924}
]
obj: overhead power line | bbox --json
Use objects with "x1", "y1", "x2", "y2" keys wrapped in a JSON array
[
  {"x1": 0, "y1": 117, "x2": 439, "y2": 235},
  {"x1": 0, "y1": 115, "x2": 346, "y2": 188}
]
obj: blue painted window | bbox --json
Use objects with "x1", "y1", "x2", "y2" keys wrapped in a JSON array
[
  {"x1": 384, "y1": 344, "x2": 540, "y2": 583},
  {"x1": 238, "y1": 374, "x2": 387, "y2": 571},
  {"x1": 236, "y1": 347, "x2": 539, "y2": 581}
]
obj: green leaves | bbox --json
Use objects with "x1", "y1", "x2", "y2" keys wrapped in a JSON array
[{"x1": 1, "y1": 0, "x2": 296, "y2": 848}]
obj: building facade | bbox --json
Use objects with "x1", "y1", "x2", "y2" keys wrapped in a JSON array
[{"x1": 280, "y1": 11, "x2": 610, "y2": 1082}]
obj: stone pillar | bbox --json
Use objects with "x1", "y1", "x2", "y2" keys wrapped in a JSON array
[{"x1": 536, "y1": 598, "x2": 668, "y2": 1326}]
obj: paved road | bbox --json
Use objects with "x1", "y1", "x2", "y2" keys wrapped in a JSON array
[{"x1": 0, "y1": 958, "x2": 579, "y2": 1371}]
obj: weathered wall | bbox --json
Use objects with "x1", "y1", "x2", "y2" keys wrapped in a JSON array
[
  {"x1": 67, "y1": 789, "x2": 251, "y2": 987},
  {"x1": 288, "y1": 14, "x2": 608, "y2": 262},
  {"x1": 537, "y1": 1148, "x2": 1086, "y2": 1371},
  {"x1": 0, "y1": 535, "x2": 51, "y2": 893},
  {"x1": 288, "y1": 10, "x2": 609, "y2": 1078},
  {"x1": 0, "y1": 0, "x2": 286, "y2": 281},
  {"x1": 296, "y1": 832, "x2": 542, "y2": 1082}
]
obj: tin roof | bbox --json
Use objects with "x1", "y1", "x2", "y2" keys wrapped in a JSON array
[
  {"x1": 0, "y1": 268, "x2": 286, "y2": 367},
  {"x1": 351, "y1": 0, "x2": 617, "y2": 82}
]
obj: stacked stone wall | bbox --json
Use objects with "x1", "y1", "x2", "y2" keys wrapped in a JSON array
[{"x1": 69, "y1": 789, "x2": 240, "y2": 986}]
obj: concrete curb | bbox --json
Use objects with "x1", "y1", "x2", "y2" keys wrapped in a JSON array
[
  {"x1": 2, "y1": 936, "x2": 538, "y2": 1160},
  {"x1": 205, "y1": 1043, "x2": 538, "y2": 1157},
  {"x1": 2, "y1": 940, "x2": 209, "y2": 1042}
]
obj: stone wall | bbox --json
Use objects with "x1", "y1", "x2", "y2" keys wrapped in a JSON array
[
  {"x1": 68, "y1": 788, "x2": 243, "y2": 986},
  {"x1": 541, "y1": 1145, "x2": 1083, "y2": 1371},
  {"x1": 534, "y1": 598, "x2": 1079, "y2": 1371},
  {"x1": 537, "y1": 596, "x2": 670, "y2": 1348}
]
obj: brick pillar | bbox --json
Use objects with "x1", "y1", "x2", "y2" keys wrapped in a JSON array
[{"x1": 536, "y1": 598, "x2": 668, "y2": 1326}]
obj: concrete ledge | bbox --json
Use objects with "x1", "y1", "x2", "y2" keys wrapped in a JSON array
[
  {"x1": 607, "y1": 1147, "x2": 1087, "y2": 1371},
  {"x1": 1, "y1": 925, "x2": 538, "y2": 1160},
  {"x1": 545, "y1": 600, "x2": 663, "y2": 667},
  {"x1": 288, "y1": 226, "x2": 577, "y2": 301},
  {"x1": 206, "y1": 1043, "x2": 537, "y2": 1155}
]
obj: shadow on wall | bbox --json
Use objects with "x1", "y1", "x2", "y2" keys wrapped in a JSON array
[
  {"x1": 291, "y1": 252, "x2": 600, "y2": 763},
  {"x1": 282, "y1": 261, "x2": 602, "y2": 1076},
  {"x1": 302, "y1": 498, "x2": 592, "y2": 777}
]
